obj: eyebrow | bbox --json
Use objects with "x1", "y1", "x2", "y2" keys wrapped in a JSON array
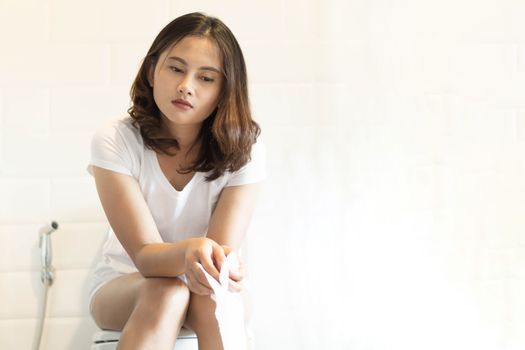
[{"x1": 167, "y1": 56, "x2": 221, "y2": 74}]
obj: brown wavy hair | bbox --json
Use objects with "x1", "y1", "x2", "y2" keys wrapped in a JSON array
[{"x1": 128, "y1": 12, "x2": 260, "y2": 181}]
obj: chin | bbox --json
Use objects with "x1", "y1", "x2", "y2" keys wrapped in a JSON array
[{"x1": 165, "y1": 116, "x2": 205, "y2": 128}]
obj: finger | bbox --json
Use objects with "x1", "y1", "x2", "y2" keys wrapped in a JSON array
[
  {"x1": 228, "y1": 278, "x2": 243, "y2": 293},
  {"x1": 230, "y1": 262, "x2": 245, "y2": 282},
  {"x1": 189, "y1": 262, "x2": 214, "y2": 293},
  {"x1": 213, "y1": 244, "x2": 228, "y2": 272},
  {"x1": 186, "y1": 270, "x2": 212, "y2": 295},
  {"x1": 192, "y1": 261, "x2": 215, "y2": 290},
  {"x1": 229, "y1": 255, "x2": 245, "y2": 282},
  {"x1": 221, "y1": 245, "x2": 232, "y2": 256},
  {"x1": 229, "y1": 266, "x2": 244, "y2": 282},
  {"x1": 200, "y1": 243, "x2": 223, "y2": 281},
  {"x1": 187, "y1": 275, "x2": 209, "y2": 295}
]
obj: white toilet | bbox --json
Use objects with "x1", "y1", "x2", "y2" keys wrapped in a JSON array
[{"x1": 91, "y1": 327, "x2": 198, "y2": 349}]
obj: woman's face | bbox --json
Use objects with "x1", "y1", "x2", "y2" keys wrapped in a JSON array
[{"x1": 149, "y1": 35, "x2": 223, "y2": 131}]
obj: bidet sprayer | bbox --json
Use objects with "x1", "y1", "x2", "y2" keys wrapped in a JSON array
[
  {"x1": 40, "y1": 221, "x2": 59, "y2": 236},
  {"x1": 39, "y1": 221, "x2": 59, "y2": 285}
]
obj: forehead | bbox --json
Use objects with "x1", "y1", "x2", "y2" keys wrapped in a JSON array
[{"x1": 161, "y1": 36, "x2": 222, "y2": 68}]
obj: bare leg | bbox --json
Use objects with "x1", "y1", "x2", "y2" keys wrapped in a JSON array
[
  {"x1": 184, "y1": 289, "x2": 254, "y2": 350},
  {"x1": 90, "y1": 273, "x2": 190, "y2": 349},
  {"x1": 184, "y1": 293, "x2": 224, "y2": 350},
  {"x1": 90, "y1": 272, "x2": 232, "y2": 349}
]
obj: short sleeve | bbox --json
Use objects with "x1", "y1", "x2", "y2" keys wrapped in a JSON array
[
  {"x1": 87, "y1": 120, "x2": 136, "y2": 177},
  {"x1": 226, "y1": 137, "x2": 267, "y2": 187}
]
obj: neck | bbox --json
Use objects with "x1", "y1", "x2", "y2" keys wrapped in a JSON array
[{"x1": 160, "y1": 118, "x2": 202, "y2": 154}]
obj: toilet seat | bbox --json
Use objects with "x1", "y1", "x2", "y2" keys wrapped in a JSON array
[{"x1": 92, "y1": 328, "x2": 198, "y2": 350}]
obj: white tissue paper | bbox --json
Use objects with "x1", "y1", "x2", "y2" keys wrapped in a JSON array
[{"x1": 179, "y1": 252, "x2": 250, "y2": 350}]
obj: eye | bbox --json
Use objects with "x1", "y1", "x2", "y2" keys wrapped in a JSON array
[
  {"x1": 169, "y1": 66, "x2": 183, "y2": 73},
  {"x1": 201, "y1": 76, "x2": 214, "y2": 83}
]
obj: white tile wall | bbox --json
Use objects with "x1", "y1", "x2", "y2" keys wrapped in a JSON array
[
  {"x1": 317, "y1": 0, "x2": 369, "y2": 40},
  {"x1": 109, "y1": 45, "x2": 150, "y2": 86},
  {"x1": 282, "y1": 0, "x2": 316, "y2": 39},
  {"x1": 50, "y1": 178, "x2": 106, "y2": 222},
  {"x1": 243, "y1": 40, "x2": 316, "y2": 84},
  {"x1": 0, "y1": 44, "x2": 110, "y2": 88},
  {"x1": 1, "y1": 1, "x2": 524, "y2": 350},
  {"x1": 0, "y1": 0, "x2": 50, "y2": 45},
  {"x1": 0, "y1": 180, "x2": 50, "y2": 224},
  {"x1": 168, "y1": 0, "x2": 283, "y2": 42},
  {"x1": 49, "y1": 86, "x2": 130, "y2": 132},
  {"x1": 3, "y1": 88, "x2": 51, "y2": 133}
]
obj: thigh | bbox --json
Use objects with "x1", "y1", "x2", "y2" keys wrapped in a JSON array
[{"x1": 90, "y1": 272, "x2": 144, "y2": 331}]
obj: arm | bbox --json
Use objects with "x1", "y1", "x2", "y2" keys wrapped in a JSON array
[
  {"x1": 207, "y1": 183, "x2": 261, "y2": 251},
  {"x1": 93, "y1": 165, "x2": 185, "y2": 276},
  {"x1": 184, "y1": 182, "x2": 261, "y2": 293},
  {"x1": 92, "y1": 166, "x2": 223, "y2": 281}
]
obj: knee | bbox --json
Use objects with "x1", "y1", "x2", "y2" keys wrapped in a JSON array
[{"x1": 138, "y1": 277, "x2": 190, "y2": 313}]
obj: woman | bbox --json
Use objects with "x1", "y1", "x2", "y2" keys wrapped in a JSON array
[{"x1": 87, "y1": 12, "x2": 265, "y2": 350}]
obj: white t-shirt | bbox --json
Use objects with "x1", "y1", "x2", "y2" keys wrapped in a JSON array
[{"x1": 87, "y1": 116, "x2": 266, "y2": 289}]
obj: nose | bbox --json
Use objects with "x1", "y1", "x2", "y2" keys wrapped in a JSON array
[{"x1": 178, "y1": 76, "x2": 193, "y2": 97}]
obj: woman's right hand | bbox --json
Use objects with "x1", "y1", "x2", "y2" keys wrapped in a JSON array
[{"x1": 184, "y1": 237, "x2": 226, "y2": 295}]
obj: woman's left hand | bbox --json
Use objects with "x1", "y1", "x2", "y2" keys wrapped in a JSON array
[{"x1": 221, "y1": 245, "x2": 246, "y2": 293}]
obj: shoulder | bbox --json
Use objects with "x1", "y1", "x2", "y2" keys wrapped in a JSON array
[
  {"x1": 88, "y1": 115, "x2": 144, "y2": 177},
  {"x1": 223, "y1": 135, "x2": 266, "y2": 187},
  {"x1": 250, "y1": 135, "x2": 265, "y2": 161},
  {"x1": 239, "y1": 135, "x2": 266, "y2": 172},
  {"x1": 91, "y1": 116, "x2": 145, "y2": 159},
  {"x1": 93, "y1": 116, "x2": 143, "y2": 147}
]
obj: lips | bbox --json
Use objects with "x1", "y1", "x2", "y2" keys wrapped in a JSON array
[{"x1": 172, "y1": 98, "x2": 193, "y2": 108}]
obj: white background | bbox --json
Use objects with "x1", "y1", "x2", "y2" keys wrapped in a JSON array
[{"x1": 1, "y1": 0, "x2": 524, "y2": 349}]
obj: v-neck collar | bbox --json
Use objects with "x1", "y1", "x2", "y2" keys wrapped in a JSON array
[{"x1": 148, "y1": 148, "x2": 201, "y2": 196}]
